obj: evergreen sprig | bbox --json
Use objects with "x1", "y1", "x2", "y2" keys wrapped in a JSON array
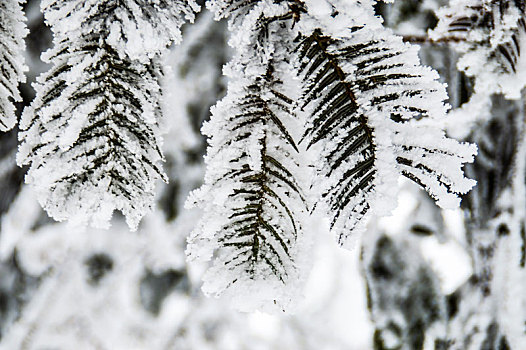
[
  {"x1": 295, "y1": 8, "x2": 475, "y2": 246},
  {"x1": 187, "y1": 4, "x2": 309, "y2": 310},
  {"x1": 17, "y1": 0, "x2": 199, "y2": 229}
]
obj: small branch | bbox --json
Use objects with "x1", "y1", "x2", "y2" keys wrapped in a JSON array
[{"x1": 402, "y1": 35, "x2": 467, "y2": 44}]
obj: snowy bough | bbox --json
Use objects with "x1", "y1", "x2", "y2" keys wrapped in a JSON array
[
  {"x1": 295, "y1": 0, "x2": 476, "y2": 248},
  {"x1": 17, "y1": 0, "x2": 199, "y2": 229},
  {"x1": 187, "y1": 0, "x2": 476, "y2": 311},
  {"x1": 187, "y1": 2, "x2": 310, "y2": 312}
]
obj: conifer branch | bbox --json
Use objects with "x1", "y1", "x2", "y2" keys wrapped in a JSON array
[
  {"x1": 187, "y1": 3, "x2": 308, "y2": 311},
  {"x1": 17, "y1": 0, "x2": 199, "y2": 229},
  {"x1": 294, "y1": 0, "x2": 476, "y2": 247}
]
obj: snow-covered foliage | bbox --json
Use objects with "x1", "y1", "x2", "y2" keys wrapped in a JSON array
[
  {"x1": 432, "y1": 0, "x2": 526, "y2": 99},
  {"x1": 0, "y1": 0, "x2": 28, "y2": 131},
  {"x1": 295, "y1": 0, "x2": 476, "y2": 248},
  {"x1": 188, "y1": 2, "x2": 310, "y2": 312},
  {"x1": 357, "y1": 1, "x2": 526, "y2": 349},
  {"x1": 41, "y1": 0, "x2": 200, "y2": 63},
  {"x1": 0, "y1": 13, "x2": 370, "y2": 344},
  {"x1": 4, "y1": 0, "x2": 525, "y2": 348},
  {"x1": 187, "y1": 0, "x2": 477, "y2": 310},
  {"x1": 17, "y1": 0, "x2": 199, "y2": 230}
]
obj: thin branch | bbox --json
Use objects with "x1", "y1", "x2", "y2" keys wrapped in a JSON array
[{"x1": 402, "y1": 35, "x2": 466, "y2": 44}]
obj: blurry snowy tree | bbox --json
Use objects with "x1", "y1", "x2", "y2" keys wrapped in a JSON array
[
  {"x1": 0, "y1": 0, "x2": 525, "y2": 349},
  {"x1": 361, "y1": 194, "x2": 448, "y2": 350},
  {"x1": 363, "y1": 0, "x2": 526, "y2": 349}
]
